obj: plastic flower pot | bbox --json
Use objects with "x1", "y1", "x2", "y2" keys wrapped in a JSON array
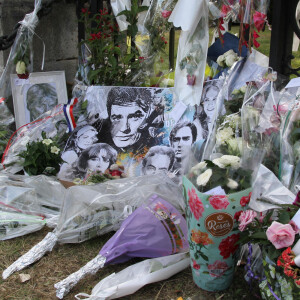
[{"x1": 182, "y1": 175, "x2": 252, "y2": 292}]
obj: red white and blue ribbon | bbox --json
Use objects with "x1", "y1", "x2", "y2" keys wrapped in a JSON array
[{"x1": 63, "y1": 98, "x2": 78, "y2": 132}]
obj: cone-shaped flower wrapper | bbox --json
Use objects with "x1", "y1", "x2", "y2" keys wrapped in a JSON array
[{"x1": 54, "y1": 194, "x2": 188, "y2": 299}]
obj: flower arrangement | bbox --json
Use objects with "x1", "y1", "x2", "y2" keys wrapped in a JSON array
[
  {"x1": 238, "y1": 204, "x2": 300, "y2": 299},
  {"x1": 18, "y1": 132, "x2": 63, "y2": 176},
  {"x1": 216, "y1": 50, "x2": 240, "y2": 68},
  {"x1": 188, "y1": 155, "x2": 252, "y2": 194}
]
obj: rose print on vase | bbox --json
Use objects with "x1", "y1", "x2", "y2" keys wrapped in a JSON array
[
  {"x1": 207, "y1": 260, "x2": 229, "y2": 278},
  {"x1": 240, "y1": 192, "x2": 252, "y2": 207},
  {"x1": 219, "y1": 233, "x2": 240, "y2": 259},
  {"x1": 209, "y1": 195, "x2": 230, "y2": 210},
  {"x1": 188, "y1": 188, "x2": 204, "y2": 220}
]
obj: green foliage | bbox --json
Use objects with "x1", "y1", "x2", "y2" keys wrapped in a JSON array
[
  {"x1": 18, "y1": 132, "x2": 63, "y2": 176},
  {"x1": 80, "y1": 1, "x2": 149, "y2": 86}
]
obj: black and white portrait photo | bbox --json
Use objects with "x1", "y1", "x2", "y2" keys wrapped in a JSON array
[
  {"x1": 86, "y1": 86, "x2": 165, "y2": 153},
  {"x1": 25, "y1": 83, "x2": 58, "y2": 122},
  {"x1": 195, "y1": 79, "x2": 223, "y2": 131},
  {"x1": 169, "y1": 121, "x2": 197, "y2": 175},
  {"x1": 141, "y1": 146, "x2": 175, "y2": 175},
  {"x1": 11, "y1": 71, "x2": 68, "y2": 128},
  {"x1": 58, "y1": 125, "x2": 99, "y2": 179}
]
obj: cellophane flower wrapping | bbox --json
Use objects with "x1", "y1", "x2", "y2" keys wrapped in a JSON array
[
  {"x1": 279, "y1": 94, "x2": 300, "y2": 193},
  {"x1": 182, "y1": 175, "x2": 252, "y2": 291},
  {"x1": 172, "y1": 0, "x2": 209, "y2": 106},
  {"x1": 135, "y1": 0, "x2": 176, "y2": 88}
]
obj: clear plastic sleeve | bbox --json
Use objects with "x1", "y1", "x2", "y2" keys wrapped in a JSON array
[
  {"x1": 280, "y1": 94, "x2": 300, "y2": 193},
  {"x1": 2, "y1": 173, "x2": 185, "y2": 278},
  {"x1": 172, "y1": 0, "x2": 209, "y2": 106}
]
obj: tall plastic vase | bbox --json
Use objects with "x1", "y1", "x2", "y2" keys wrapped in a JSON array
[{"x1": 182, "y1": 175, "x2": 252, "y2": 291}]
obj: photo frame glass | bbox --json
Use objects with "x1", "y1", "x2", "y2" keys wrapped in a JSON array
[{"x1": 10, "y1": 71, "x2": 68, "y2": 129}]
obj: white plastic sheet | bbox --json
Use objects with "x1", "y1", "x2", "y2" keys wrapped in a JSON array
[{"x1": 75, "y1": 252, "x2": 189, "y2": 300}]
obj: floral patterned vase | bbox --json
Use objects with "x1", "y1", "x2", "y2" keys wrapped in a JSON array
[{"x1": 182, "y1": 175, "x2": 252, "y2": 292}]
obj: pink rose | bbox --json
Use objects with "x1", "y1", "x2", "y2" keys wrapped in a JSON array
[
  {"x1": 161, "y1": 10, "x2": 172, "y2": 18},
  {"x1": 266, "y1": 221, "x2": 296, "y2": 249},
  {"x1": 207, "y1": 260, "x2": 229, "y2": 278},
  {"x1": 188, "y1": 188, "x2": 204, "y2": 220},
  {"x1": 209, "y1": 195, "x2": 230, "y2": 210},
  {"x1": 289, "y1": 220, "x2": 300, "y2": 234},
  {"x1": 238, "y1": 210, "x2": 257, "y2": 231}
]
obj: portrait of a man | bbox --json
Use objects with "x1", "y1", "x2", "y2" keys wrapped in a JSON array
[
  {"x1": 169, "y1": 121, "x2": 197, "y2": 162},
  {"x1": 25, "y1": 83, "x2": 58, "y2": 122},
  {"x1": 141, "y1": 146, "x2": 175, "y2": 175},
  {"x1": 98, "y1": 87, "x2": 164, "y2": 152}
]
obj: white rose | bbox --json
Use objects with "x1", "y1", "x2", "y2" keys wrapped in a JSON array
[
  {"x1": 162, "y1": 78, "x2": 174, "y2": 86},
  {"x1": 227, "y1": 178, "x2": 239, "y2": 189},
  {"x1": 109, "y1": 164, "x2": 119, "y2": 171},
  {"x1": 216, "y1": 54, "x2": 225, "y2": 67},
  {"x1": 224, "y1": 49, "x2": 235, "y2": 57},
  {"x1": 191, "y1": 161, "x2": 207, "y2": 174},
  {"x1": 196, "y1": 169, "x2": 212, "y2": 186},
  {"x1": 216, "y1": 126, "x2": 234, "y2": 145},
  {"x1": 212, "y1": 157, "x2": 225, "y2": 168},
  {"x1": 42, "y1": 139, "x2": 53, "y2": 146},
  {"x1": 50, "y1": 146, "x2": 60, "y2": 154},
  {"x1": 226, "y1": 114, "x2": 241, "y2": 129},
  {"x1": 219, "y1": 155, "x2": 241, "y2": 169},
  {"x1": 225, "y1": 54, "x2": 237, "y2": 67},
  {"x1": 16, "y1": 61, "x2": 26, "y2": 74}
]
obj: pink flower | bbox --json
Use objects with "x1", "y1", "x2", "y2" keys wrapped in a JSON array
[
  {"x1": 209, "y1": 195, "x2": 230, "y2": 210},
  {"x1": 161, "y1": 10, "x2": 172, "y2": 18},
  {"x1": 266, "y1": 221, "x2": 296, "y2": 249},
  {"x1": 289, "y1": 220, "x2": 300, "y2": 234},
  {"x1": 240, "y1": 192, "x2": 252, "y2": 207},
  {"x1": 238, "y1": 210, "x2": 257, "y2": 231},
  {"x1": 192, "y1": 259, "x2": 200, "y2": 270},
  {"x1": 207, "y1": 260, "x2": 229, "y2": 277},
  {"x1": 221, "y1": 5, "x2": 231, "y2": 17},
  {"x1": 188, "y1": 188, "x2": 204, "y2": 220},
  {"x1": 253, "y1": 11, "x2": 267, "y2": 32}
]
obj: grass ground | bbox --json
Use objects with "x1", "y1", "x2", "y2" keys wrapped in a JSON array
[
  {"x1": 1, "y1": 25, "x2": 299, "y2": 300},
  {"x1": 0, "y1": 227, "x2": 256, "y2": 300}
]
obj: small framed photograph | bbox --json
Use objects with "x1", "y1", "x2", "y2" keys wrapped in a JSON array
[{"x1": 10, "y1": 71, "x2": 68, "y2": 129}]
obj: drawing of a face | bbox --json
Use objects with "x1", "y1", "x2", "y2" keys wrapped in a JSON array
[
  {"x1": 143, "y1": 153, "x2": 171, "y2": 175},
  {"x1": 87, "y1": 149, "x2": 110, "y2": 173},
  {"x1": 76, "y1": 128, "x2": 98, "y2": 150},
  {"x1": 203, "y1": 86, "x2": 219, "y2": 120},
  {"x1": 171, "y1": 126, "x2": 193, "y2": 160},
  {"x1": 110, "y1": 104, "x2": 146, "y2": 148}
]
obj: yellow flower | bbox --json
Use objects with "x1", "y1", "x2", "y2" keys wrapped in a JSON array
[
  {"x1": 16, "y1": 61, "x2": 26, "y2": 74},
  {"x1": 42, "y1": 139, "x2": 53, "y2": 146},
  {"x1": 50, "y1": 146, "x2": 60, "y2": 154}
]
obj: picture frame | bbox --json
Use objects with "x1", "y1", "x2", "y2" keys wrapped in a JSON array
[{"x1": 10, "y1": 71, "x2": 68, "y2": 129}]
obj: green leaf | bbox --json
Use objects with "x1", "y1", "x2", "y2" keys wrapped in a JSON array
[
  {"x1": 199, "y1": 252, "x2": 209, "y2": 261},
  {"x1": 251, "y1": 232, "x2": 267, "y2": 239},
  {"x1": 277, "y1": 210, "x2": 290, "y2": 224}
]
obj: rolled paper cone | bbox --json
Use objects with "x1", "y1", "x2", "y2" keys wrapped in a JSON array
[
  {"x1": 292, "y1": 239, "x2": 300, "y2": 256},
  {"x1": 294, "y1": 254, "x2": 300, "y2": 267}
]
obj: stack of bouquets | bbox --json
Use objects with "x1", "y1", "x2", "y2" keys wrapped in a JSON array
[{"x1": 239, "y1": 201, "x2": 300, "y2": 299}]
